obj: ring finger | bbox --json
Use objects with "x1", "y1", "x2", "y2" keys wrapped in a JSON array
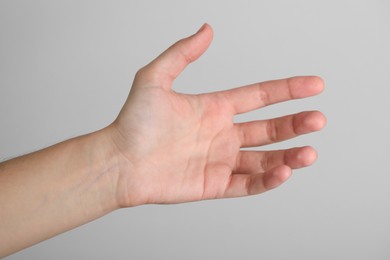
[{"x1": 236, "y1": 111, "x2": 326, "y2": 148}]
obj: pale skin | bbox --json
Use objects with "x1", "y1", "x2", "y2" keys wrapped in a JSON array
[{"x1": 0, "y1": 24, "x2": 326, "y2": 257}]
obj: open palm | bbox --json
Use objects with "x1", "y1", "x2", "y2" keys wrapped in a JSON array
[{"x1": 109, "y1": 24, "x2": 326, "y2": 207}]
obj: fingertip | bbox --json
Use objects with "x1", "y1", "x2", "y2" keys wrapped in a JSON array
[
  {"x1": 194, "y1": 23, "x2": 214, "y2": 43},
  {"x1": 298, "y1": 110, "x2": 327, "y2": 134},
  {"x1": 297, "y1": 146, "x2": 318, "y2": 167},
  {"x1": 205, "y1": 23, "x2": 214, "y2": 36},
  {"x1": 286, "y1": 146, "x2": 317, "y2": 168},
  {"x1": 310, "y1": 111, "x2": 327, "y2": 131},
  {"x1": 288, "y1": 76, "x2": 325, "y2": 98},
  {"x1": 264, "y1": 165, "x2": 292, "y2": 190},
  {"x1": 278, "y1": 165, "x2": 292, "y2": 181},
  {"x1": 310, "y1": 75, "x2": 325, "y2": 94},
  {"x1": 304, "y1": 76, "x2": 325, "y2": 96},
  {"x1": 197, "y1": 23, "x2": 213, "y2": 34}
]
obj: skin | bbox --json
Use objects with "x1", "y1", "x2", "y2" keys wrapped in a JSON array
[{"x1": 0, "y1": 24, "x2": 326, "y2": 257}]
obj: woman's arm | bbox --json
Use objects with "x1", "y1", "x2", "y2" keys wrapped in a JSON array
[{"x1": 0, "y1": 128, "x2": 121, "y2": 256}]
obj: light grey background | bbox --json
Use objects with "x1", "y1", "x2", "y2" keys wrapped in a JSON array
[{"x1": 1, "y1": 0, "x2": 389, "y2": 259}]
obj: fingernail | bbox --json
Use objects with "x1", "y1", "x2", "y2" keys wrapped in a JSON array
[{"x1": 196, "y1": 23, "x2": 207, "y2": 33}]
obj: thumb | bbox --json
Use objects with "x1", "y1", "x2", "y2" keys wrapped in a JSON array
[{"x1": 134, "y1": 23, "x2": 213, "y2": 90}]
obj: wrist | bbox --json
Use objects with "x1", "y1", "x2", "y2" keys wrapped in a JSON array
[
  {"x1": 83, "y1": 127, "x2": 123, "y2": 212},
  {"x1": 96, "y1": 124, "x2": 138, "y2": 208}
]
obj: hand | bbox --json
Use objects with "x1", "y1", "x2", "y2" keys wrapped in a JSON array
[
  {"x1": 107, "y1": 24, "x2": 326, "y2": 207},
  {"x1": 0, "y1": 23, "x2": 327, "y2": 257}
]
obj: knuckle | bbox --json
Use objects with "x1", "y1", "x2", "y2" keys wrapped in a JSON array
[
  {"x1": 134, "y1": 67, "x2": 147, "y2": 80},
  {"x1": 266, "y1": 119, "x2": 278, "y2": 143},
  {"x1": 237, "y1": 124, "x2": 247, "y2": 146},
  {"x1": 234, "y1": 152, "x2": 242, "y2": 172},
  {"x1": 261, "y1": 153, "x2": 269, "y2": 172},
  {"x1": 257, "y1": 83, "x2": 270, "y2": 105},
  {"x1": 134, "y1": 66, "x2": 161, "y2": 86},
  {"x1": 286, "y1": 77, "x2": 296, "y2": 99},
  {"x1": 245, "y1": 175, "x2": 253, "y2": 195}
]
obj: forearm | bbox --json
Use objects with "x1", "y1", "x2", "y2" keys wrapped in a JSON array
[{"x1": 0, "y1": 128, "x2": 120, "y2": 257}]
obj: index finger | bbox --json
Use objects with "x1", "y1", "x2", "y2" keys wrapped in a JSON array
[{"x1": 219, "y1": 76, "x2": 324, "y2": 114}]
